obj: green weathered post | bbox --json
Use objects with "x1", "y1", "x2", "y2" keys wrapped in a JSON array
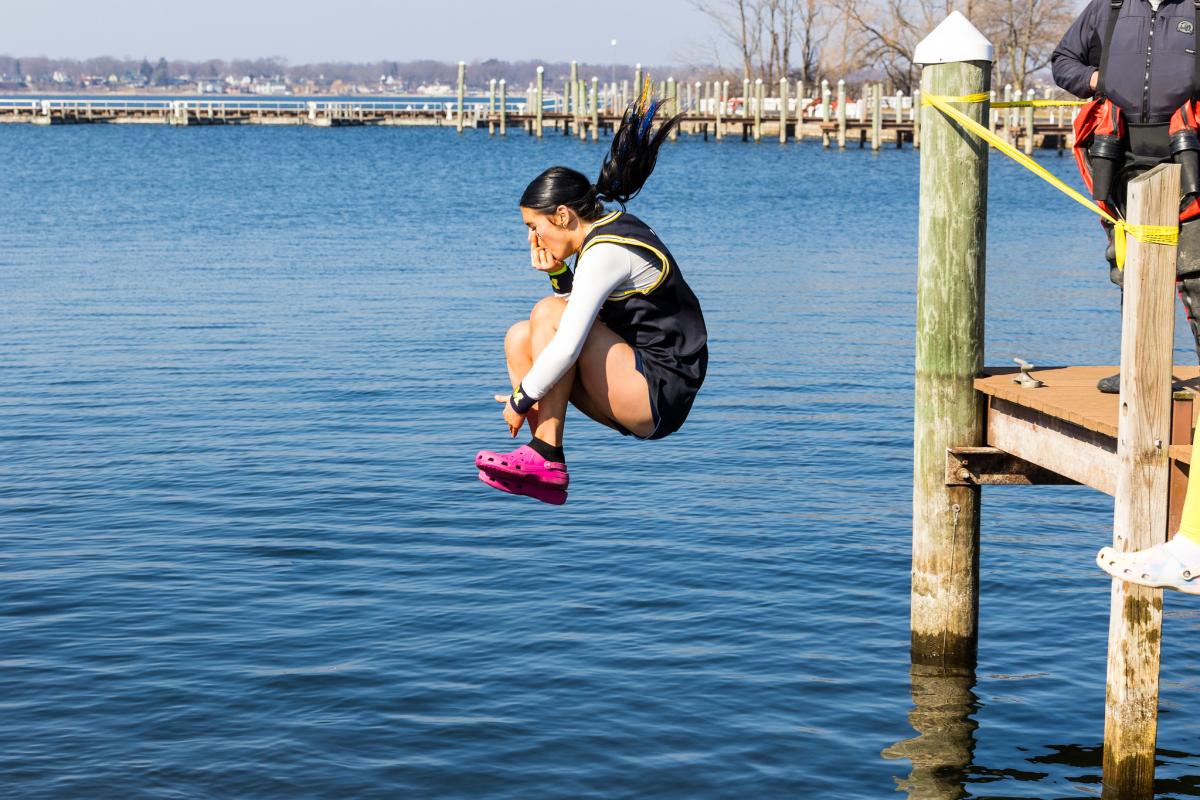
[
  {"x1": 455, "y1": 61, "x2": 465, "y2": 133},
  {"x1": 742, "y1": 78, "x2": 750, "y2": 118},
  {"x1": 911, "y1": 11, "x2": 992, "y2": 671},
  {"x1": 633, "y1": 65, "x2": 643, "y2": 103},
  {"x1": 821, "y1": 79, "x2": 831, "y2": 122}
]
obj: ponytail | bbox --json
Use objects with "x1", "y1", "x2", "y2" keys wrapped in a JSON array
[
  {"x1": 519, "y1": 81, "x2": 680, "y2": 221},
  {"x1": 595, "y1": 81, "x2": 681, "y2": 207}
]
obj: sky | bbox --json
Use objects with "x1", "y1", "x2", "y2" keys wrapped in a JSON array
[{"x1": 3, "y1": 0, "x2": 718, "y2": 65}]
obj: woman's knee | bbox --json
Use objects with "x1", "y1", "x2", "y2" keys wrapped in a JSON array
[
  {"x1": 505, "y1": 320, "x2": 531, "y2": 354},
  {"x1": 529, "y1": 295, "x2": 567, "y2": 331}
]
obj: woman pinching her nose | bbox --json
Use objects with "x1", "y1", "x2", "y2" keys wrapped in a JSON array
[{"x1": 475, "y1": 83, "x2": 708, "y2": 505}]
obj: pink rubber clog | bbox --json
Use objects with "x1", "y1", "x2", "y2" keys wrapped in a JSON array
[
  {"x1": 477, "y1": 470, "x2": 568, "y2": 506},
  {"x1": 475, "y1": 445, "x2": 569, "y2": 489}
]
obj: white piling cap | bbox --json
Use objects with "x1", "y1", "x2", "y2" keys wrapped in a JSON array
[
  {"x1": 913, "y1": 11, "x2": 993, "y2": 65},
  {"x1": 537, "y1": 66, "x2": 544, "y2": 73}
]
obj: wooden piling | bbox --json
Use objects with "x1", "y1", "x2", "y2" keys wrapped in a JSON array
[
  {"x1": 1003, "y1": 84, "x2": 1013, "y2": 144},
  {"x1": 668, "y1": 78, "x2": 679, "y2": 141},
  {"x1": 754, "y1": 79, "x2": 763, "y2": 142},
  {"x1": 1101, "y1": 163, "x2": 1180, "y2": 800},
  {"x1": 578, "y1": 79, "x2": 587, "y2": 141},
  {"x1": 896, "y1": 91, "x2": 904, "y2": 125},
  {"x1": 742, "y1": 79, "x2": 750, "y2": 118},
  {"x1": 872, "y1": 83, "x2": 883, "y2": 151},
  {"x1": 1024, "y1": 103, "x2": 1035, "y2": 155},
  {"x1": 716, "y1": 81, "x2": 724, "y2": 140},
  {"x1": 912, "y1": 50, "x2": 991, "y2": 670},
  {"x1": 499, "y1": 80, "x2": 507, "y2": 136},
  {"x1": 912, "y1": 89, "x2": 921, "y2": 149},
  {"x1": 455, "y1": 61, "x2": 465, "y2": 134},
  {"x1": 780, "y1": 77, "x2": 789, "y2": 143},
  {"x1": 821, "y1": 79, "x2": 831, "y2": 122},
  {"x1": 488, "y1": 78, "x2": 496, "y2": 135},
  {"x1": 535, "y1": 67, "x2": 544, "y2": 137},
  {"x1": 837, "y1": 80, "x2": 847, "y2": 149},
  {"x1": 591, "y1": 77, "x2": 600, "y2": 141},
  {"x1": 634, "y1": 65, "x2": 643, "y2": 103}
]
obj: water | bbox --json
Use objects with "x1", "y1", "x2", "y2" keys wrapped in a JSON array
[{"x1": 2, "y1": 124, "x2": 1200, "y2": 799}]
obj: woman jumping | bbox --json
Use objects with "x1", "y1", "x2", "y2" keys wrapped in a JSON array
[{"x1": 475, "y1": 88, "x2": 708, "y2": 505}]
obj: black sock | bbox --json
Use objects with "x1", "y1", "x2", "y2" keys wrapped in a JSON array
[{"x1": 527, "y1": 436, "x2": 565, "y2": 463}]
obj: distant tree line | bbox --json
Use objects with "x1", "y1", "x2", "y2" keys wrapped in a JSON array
[
  {"x1": 691, "y1": 0, "x2": 1076, "y2": 93},
  {"x1": 0, "y1": 54, "x2": 709, "y2": 91}
]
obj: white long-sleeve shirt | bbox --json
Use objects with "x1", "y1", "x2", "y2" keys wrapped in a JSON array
[{"x1": 521, "y1": 241, "x2": 662, "y2": 400}]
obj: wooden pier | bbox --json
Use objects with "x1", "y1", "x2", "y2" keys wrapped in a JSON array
[
  {"x1": 911, "y1": 13, "x2": 1188, "y2": 798},
  {"x1": 0, "y1": 82, "x2": 1079, "y2": 151}
]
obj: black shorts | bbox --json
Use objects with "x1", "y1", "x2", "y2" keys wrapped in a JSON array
[{"x1": 617, "y1": 347, "x2": 703, "y2": 441}]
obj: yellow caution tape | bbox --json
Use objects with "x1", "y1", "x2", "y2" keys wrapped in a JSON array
[
  {"x1": 922, "y1": 93, "x2": 1178, "y2": 268},
  {"x1": 991, "y1": 100, "x2": 1088, "y2": 108}
]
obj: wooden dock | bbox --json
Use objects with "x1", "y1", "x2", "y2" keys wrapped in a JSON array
[
  {"x1": 970, "y1": 366, "x2": 1196, "y2": 532},
  {"x1": 0, "y1": 92, "x2": 1078, "y2": 151}
]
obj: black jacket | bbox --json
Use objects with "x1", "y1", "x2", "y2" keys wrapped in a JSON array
[{"x1": 1052, "y1": 0, "x2": 1197, "y2": 124}]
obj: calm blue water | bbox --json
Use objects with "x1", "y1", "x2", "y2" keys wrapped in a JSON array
[{"x1": 3, "y1": 124, "x2": 1200, "y2": 799}]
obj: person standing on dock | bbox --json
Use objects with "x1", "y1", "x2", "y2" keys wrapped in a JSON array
[
  {"x1": 1052, "y1": 0, "x2": 1200, "y2": 392},
  {"x1": 474, "y1": 85, "x2": 708, "y2": 505}
]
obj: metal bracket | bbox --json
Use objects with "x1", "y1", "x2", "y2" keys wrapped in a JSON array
[
  {"x1": 946, "y1": 446, "x2": 1079, "y2": 486},
  {"x1": 1012, "y1": 357, "x2": 1044, "y2": 388}
]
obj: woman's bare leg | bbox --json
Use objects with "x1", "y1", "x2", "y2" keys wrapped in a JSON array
[
  {"x1": 526, "y1": 296, "x2": 655, "y2": 446},
  {"x1": 503, "y1": 319, "x2": 538, "y2": 433}
]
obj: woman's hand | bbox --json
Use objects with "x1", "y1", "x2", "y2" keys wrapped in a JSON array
[
  {"x1": 528, "y1": 230, "x2": 565, "y2": 274},
  {"x1": 495, "y1": 393, "x2": 526, "y2": 437}
]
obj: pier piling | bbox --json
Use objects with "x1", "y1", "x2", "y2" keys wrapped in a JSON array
[
  {"x1": 911, "y1": 15, "x2": 992, "y2": 670},
  {"x1": 499, "y1": 80, "x2": 507, "y2": 135},
  {"x1": 837, "y1": 80, "x2": 847, "y2": 149},
  {"x1": 535, "y1": 67, "x2": 544, "y2": 138},
  {"x1": 591, "y1": 77, "x2": 600, "y2": 141},
  {"x1": 780, "y1": 77, "x2": 789, "y2": 144},
  {"x1": 754, "y1": 79, "x2": 763, "y2": 142},
  {"x1": 1101, "y1": 163, "x2": 1180, "y2": 800},
  {"x1": 872, "y1": 83, "x2": 883, "y2": 151},
  {"x1": 456, "y1": 62, "x2": 465, "y2": 134}
]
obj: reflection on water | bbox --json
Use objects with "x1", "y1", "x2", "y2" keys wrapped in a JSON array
[{"x1": 884, "y1": 664, "x2": 979, "y2": 799}]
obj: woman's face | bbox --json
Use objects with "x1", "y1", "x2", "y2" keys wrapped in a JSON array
[{"x1": 521, "y1": 206, "x2": 576, "y2": 262}]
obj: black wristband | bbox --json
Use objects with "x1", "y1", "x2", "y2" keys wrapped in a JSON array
[
  {"x1": 509, "y1": 384, "x2": 536, "y2": 415},
  {"x1": 548, "y1": 265, "x2": 573, "y2": 294}
]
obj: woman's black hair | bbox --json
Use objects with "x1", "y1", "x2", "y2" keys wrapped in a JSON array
[{"x1": 519, "y1": 83, "x2": 682, "y2": 220}]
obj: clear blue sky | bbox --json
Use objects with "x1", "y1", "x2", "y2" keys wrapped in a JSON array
[{"x1": 3, "y1": 0, "x2": 715, "y2": 65}]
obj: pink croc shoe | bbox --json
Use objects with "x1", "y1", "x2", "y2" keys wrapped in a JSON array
[
  {"x1": 475, "y1": 445, "x2": 569, "y2": 489},
  {"x1": 478, "y1": 470, "x2": 568, "y2": 506}
]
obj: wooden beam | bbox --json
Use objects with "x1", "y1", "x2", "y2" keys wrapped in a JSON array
[
  {"x1": 986, "y1": 396, "x2": 1118, "y2": 495},
  {"x1": 945, "y1": 446, "x2": 1078, "y2": 486}
]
